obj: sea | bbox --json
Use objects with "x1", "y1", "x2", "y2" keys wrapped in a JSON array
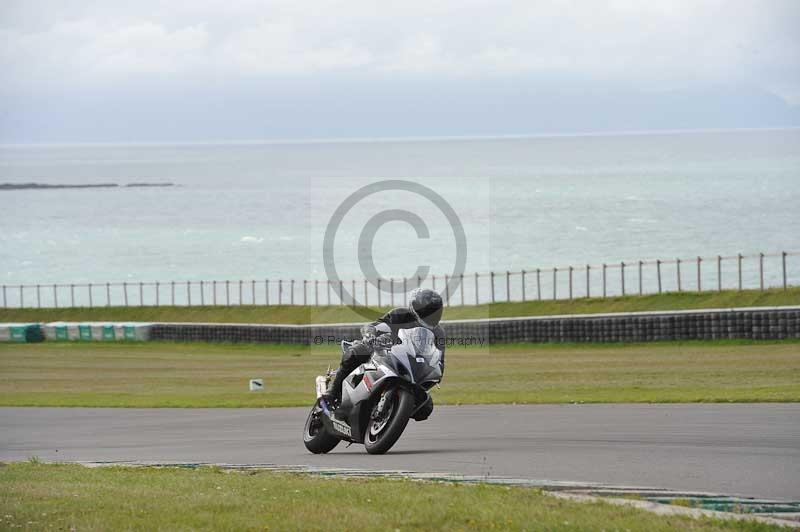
[{"x1": 1, "y1": 128, "x2": 799, "y2": 306}]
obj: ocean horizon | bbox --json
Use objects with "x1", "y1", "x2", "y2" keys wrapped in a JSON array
[{"x1": 2, "y1": 127, "x2": 798, "y2": 305}]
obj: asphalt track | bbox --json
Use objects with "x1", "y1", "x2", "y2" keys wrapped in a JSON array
[{"x1": 2, "y1": 404, "x2": 799, "y2": 501}]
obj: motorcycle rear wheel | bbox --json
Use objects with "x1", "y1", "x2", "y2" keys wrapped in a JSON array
[
  {"x1": 364, "y1": 388, "x2": 415, "y2": 455},
  {"x1": 303, "y1": 401, "x2": 340, "y2": 454}
]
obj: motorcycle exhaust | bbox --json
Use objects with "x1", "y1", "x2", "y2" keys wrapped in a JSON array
[{"x1": 315, "y1": 375, "x2": 327, "y2": 399}]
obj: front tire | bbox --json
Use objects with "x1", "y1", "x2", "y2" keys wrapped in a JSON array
[
  {"x1": 303, "y1": 401, "x2": 340, "y2": 454},
  {"x1": 364, "y1": 388, "x2": 415, "y2": 455}
]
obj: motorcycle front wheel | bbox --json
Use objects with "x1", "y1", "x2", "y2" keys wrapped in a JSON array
[
  {"x1": 364, "y1": 387, "x2": 415, "y2": 455},
  {"x1": 303, "y1": 401, "x2": 340, "y2": 454}
]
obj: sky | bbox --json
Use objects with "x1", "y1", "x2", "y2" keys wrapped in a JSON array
[{"x1": 1, "y1": 0, "x2": 799, "y2": 143}]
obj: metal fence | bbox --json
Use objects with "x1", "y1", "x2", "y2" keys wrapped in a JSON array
[{"x1": 1, "y1": 250, "x2": 797, "y2": 309}]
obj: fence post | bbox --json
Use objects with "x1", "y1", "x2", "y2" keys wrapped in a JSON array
[
  {"x1": 1, "y1": 285, "x2": 5, "y2": 308},
  {"x1": 138, "y1": 282, "x2": 143, "y2": 307},
  {"x1": 443, "y1": 275, "x2": 449, "y2": 305},
  {"x1": 200, "y1": 281, "x2": 205, "y2": 306},
  {"x1": 54, "y1": 284, "x2": 58, "y2": 308},
  {"x1": 405, "y1": 277, "x2": 410, "y2": 306},
  {"x1": 638, "y1": 261, "x2": 643, "y2": 295},
  {"x1": 351, "y1": 280, "x2": 356, "y2": 305},
  {"x1": 459, "y1": 274, "x2": 464, "y2": 306},
  {"x1": 37, "y1": 284, "x2": 41, "y2": 308},
  {"x1": 377, "y1": 279, "x2": 382, "y2": 307},
  {"x1": 585, "y1": 265, "x2": 590, "y2": 298},
  {"x1": 490, "y1": 272, "x2": 495, "y2": 303},
  {"x1": 70, "y1": 284, "x2": 75, "y2": 307},
  {"x1": 122, "y1": 281, "x2": 129, "y2": 306},
  {"x1": 187, "y1": 281, "x2": 191, "y2": 307},
  {"x1": 782, "y1": 251, "x2": 787, "y2": 290},
  {"x1": 316, "y1": 280, "x2": 320, "y2": 306},
  {"x1": 717, "y1": 255, "x2": 722, "y2": 292},
  {"x1": 521, "y1": 270, "x2": 526, "y2": 301},
  {"x1": 363, "y1": 279, "x2": 367, "y2": 307},
  {"x1": 696, "y1": 256, "x2": 702, "y2": 292},
  {"x1": 759, "y1": 253, "x2": 764, "y2": 290},
  {"x1": 290, "y1": 280, "x2": 294, "y2": 305},
  {"x1": 170, "y1": 281, "x2": 175, "y2": 305},
  {"x1": 676, "y1": 259, "x2": 682, "y2": 292},
  {"x1": 303, "y1": 280, "x2": 308, "y2": 305},
  {"x1": 737, "y1": 254, "x2": 743, "y2": 291},
  {"x1": 339, "y1": 280, "x2": 343, "y2": 306},
  {"x1": 620, "y1": 262, "x2": 625, "y2": 296},
  {"x1": 226, "y1": 280, "x2": 230, "y2": 305},
  {"x1": 536, "y1": 268, "x2": 541, "y2": 301},
  {"x1": 212, "y1": 280, "x2": 217, "y2": 305},
  {"x1": 155, "y1": 282, "x2": 159, "y2": 307},
  {"x1": 278, "y1": 280, "x2": 282, "y2": 304},
  {"x1": 602, "y1": 264, "x2": 607, "y2": 298},
  {"x1": 240, "y1": 280, "x2": 245, "y2": 305},
  {"x1": 432, "y1": 275, "x2": 437, "y2": 292},
  {"x1": 568, "y1": 266, "x2": 573, "y2": 300},
  {"x1": 656, "y1": 260, "x2": 662, "y2": 294},
  {"x1": 504, "y1": 271, "x2": 509, "y2": 302},
  {"x1": 88, "y1": 283, "x2": 93, "y2": 308},
  {"x1": 475, "y1": 272, "x2": 479, "y2": 305},
  {"x1": 252, "y1": 280, "x2": 256, "y2": 305},
  {"x1": 20, "y1": 285, "x2": 24, "y2": 308},
  {"x1": 391, "y1": 278, "x2": 395, "y2": 306},
  {"x1": 326, "y1": 280, "x2": 331, "y2": 305},
  {"x1": 265, "y1": 279, "x2": 270, "y2": 306},
  {"x1": 552, "y1": 268, "x2": 557, "y2": 300}
]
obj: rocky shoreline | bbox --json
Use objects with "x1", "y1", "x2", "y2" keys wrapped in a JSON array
[{"x1": 0, "y1": 182, "x2": 175, "y2": 190}]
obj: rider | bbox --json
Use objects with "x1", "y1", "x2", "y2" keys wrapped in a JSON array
[{"x1": 323, "y1": 287, "x2": 446, "y2": 417}]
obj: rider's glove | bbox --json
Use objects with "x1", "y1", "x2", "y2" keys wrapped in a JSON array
[{"x1": 367, "y1": 334, "x2": 394, "y2": 350}]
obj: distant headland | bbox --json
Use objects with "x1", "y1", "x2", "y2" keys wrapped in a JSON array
[{"x1": 0, "y1": 182, "x2": 175, "y2": 190}]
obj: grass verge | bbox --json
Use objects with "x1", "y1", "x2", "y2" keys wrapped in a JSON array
[
  {"x1": 0, "y1": 463, "x2": 782, "y2": 531},
  {"x1": 1, "y1": 340, "x2": 798, "y2": 407},
  {"x1": 0, "y1": 287, "x2": 798, "y2": 325}
]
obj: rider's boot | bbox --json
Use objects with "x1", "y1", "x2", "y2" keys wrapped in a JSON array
[
  {"x1": 321, "y1": 351, "x2": 364, "y2": 407},
  {"x1": 321, "y1": 370, "x2": 345, "y2": 407}
]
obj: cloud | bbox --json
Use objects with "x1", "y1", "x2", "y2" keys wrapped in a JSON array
[
  {"x1": 1, "y1": 0, "x2": 798, "y2": 102},
  {"x1": 0, "y1": 0, "x2": 798, "y2": 141}
]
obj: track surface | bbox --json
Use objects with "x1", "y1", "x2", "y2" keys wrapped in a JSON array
[{"x1": 2, "y1": 404, "x2": 799, "y2": 500}]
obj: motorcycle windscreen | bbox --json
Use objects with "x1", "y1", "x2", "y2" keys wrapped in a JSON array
[{"x1": 396, "y1": 327, "x2": 443, "y2": 384}]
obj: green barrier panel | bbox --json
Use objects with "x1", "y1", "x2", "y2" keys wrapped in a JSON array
[
  {"x1": 124, "y1": 326, "x2": 136, "y2": 340},
  {"x1": 78, "y1": 325, "x2": 92, "y2": 341},
  {"x1": 10, "y1": 327, "x2": 27, "y2": 342},
  {"x1": 102, "y1": 325, "x2": 115, "y2": 340},
  {"x1": 7, "y1": 324, "x2": 44, "y2": 343},
  {"x1": 55, "y1": 326, "x2": 68, "y2": 340}
]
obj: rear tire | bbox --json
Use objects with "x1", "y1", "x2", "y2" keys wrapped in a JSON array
[
  {"x1": 303, "y1": 401, "x2": 340, "y2": 454},
  {"x1": 364, "y1": 388, "x2": 415, "y2": 455}
]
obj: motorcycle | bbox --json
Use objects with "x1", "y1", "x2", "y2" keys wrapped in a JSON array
[{"x1": 303, "y1": 326, "x2": 443, "y2": 455}]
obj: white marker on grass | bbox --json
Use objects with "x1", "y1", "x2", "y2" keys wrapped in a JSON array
[{"x1": 249, "y1": 379, "x2": 264, "y2": 391}]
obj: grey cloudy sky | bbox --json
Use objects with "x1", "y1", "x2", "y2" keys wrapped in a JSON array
[{"x1": 1, "y1": 0, "x2": 799, "y2": 142}]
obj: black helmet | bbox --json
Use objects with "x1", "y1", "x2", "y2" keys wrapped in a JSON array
[{"x1": 408, "y1": 288, "x2": 443, "y2": 328}]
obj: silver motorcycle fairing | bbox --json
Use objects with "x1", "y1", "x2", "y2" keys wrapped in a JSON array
[
  {"x1": 340, "y1": 327, "x2": 442, "y2": 409},
  {"x1": 316, "y1": 327, "x2": 443, "y2": 443}
]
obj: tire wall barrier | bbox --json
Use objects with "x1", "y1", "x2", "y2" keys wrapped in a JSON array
[
  {"x1": 0, "y1": 322, "x2": 152, "y2": 342},
  {"x1": 2, "y1": 308, "x2": 799, "y2": 345},
  {"x1": 149, "y1": 308, "x2": 800, "y2": 345}
]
